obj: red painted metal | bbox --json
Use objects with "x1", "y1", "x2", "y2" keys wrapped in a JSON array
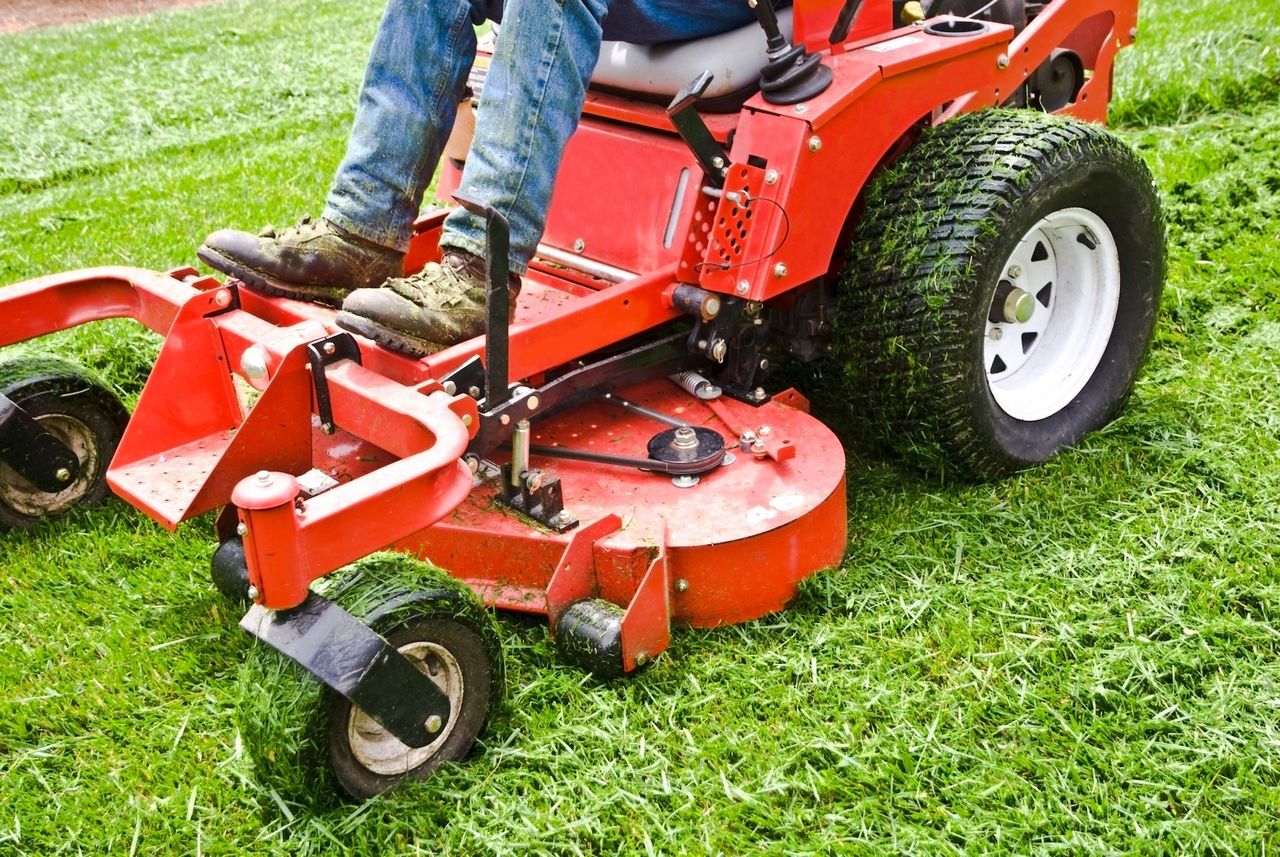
[{"x1": 0, "y1": 0, "x2": 1137, "y2": 669}]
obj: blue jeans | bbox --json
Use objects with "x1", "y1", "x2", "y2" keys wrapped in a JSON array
[{"x1": 322, "y1": 0, "x2": 756, "y2": 275}]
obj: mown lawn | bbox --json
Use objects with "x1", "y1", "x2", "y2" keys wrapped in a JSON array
[{"x1": 2, "y1": 0, "x2": 1279, "y2": 853}]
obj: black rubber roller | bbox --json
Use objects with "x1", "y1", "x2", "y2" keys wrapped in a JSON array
[
  {"x1": 210, "y1": 536, "x2": 251, "y2": 603},
  {"x1": 554, "y1": 599, "x2": 627, "y2": 679}
]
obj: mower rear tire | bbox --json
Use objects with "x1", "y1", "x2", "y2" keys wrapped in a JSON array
[
  {"x1": 836, "y1": 110, "x2": 1163, "y2": 480},
  {"x1": 0, "y1": 356, "x2": 129, "y2": 528},
  {"x1": 237, "y1": 554, "x2": 504, "y2": 805}
]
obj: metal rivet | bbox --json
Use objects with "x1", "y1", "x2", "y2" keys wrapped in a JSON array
[
  {"x1": 246, "y1": 585, "x2": 260, "y2": 601},
  {"x1": 425, "y1": 715, "x2": 443, "y2": 734},
  {"x1": 736, "y1": 280, "x2": 750, "y2": 295},
  {"x1": 808, "y1": 136, "x2": 822, "y2": 152},
  {"x1": 773, "y1": 262, "x2": 787, "y2": 279},
  {"x1": 500, "y1": 414, "x2": 511, "y2": 425},
  {"x1": 236, "y1": 523, "x2": 248, "y2": 537},
  {"x1": 573, "y1": 238, "x2": 585, "y2": 253},
  {"x1": 674, "y1": 578, "x2": 689, "y2": 592},
  {"x1": 764, "y1": 169, "x2": 779, "y2": 185},
  {"x1": 997, "y1": 53, "x2": 1010, "y2": 69}
]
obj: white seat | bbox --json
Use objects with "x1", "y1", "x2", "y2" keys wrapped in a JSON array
[{"x1": 590, "y1": 9, "x2": 792, "y2": 100}]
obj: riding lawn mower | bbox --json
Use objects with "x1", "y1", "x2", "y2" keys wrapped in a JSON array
[{"x1": 0, "y1": 0, "x2": 1162, "y2": 800}]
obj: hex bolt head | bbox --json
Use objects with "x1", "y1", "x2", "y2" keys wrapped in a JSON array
[
  {"x1": 989, "y1": 327, "x2": 1004, "y2": 341},
  {"x1": 468, "y1": 386, "x2": 482, "y2": 398},
  {"x1": 773, "y1": 262, "x2": 788, "y2": 279},
  {"x1": 752, "y1": 387, "x2": 766, "y2": 400},
  {"x1": 54, "y1": 467, "x2": 72, "y2": 482},
  {"x1": 758, "y1": 425, "x2": 772, "y2": 437},
  {"x1": 246, "y1": 585, "x2": 261, "y2": 601},
  {"x1": 764, "y1": 169, "x2": 779, "y2": 185},
  {"x1": 712, "y1": 156, "x2": 726, "y2": 169},
  {"x1": 236, "y1": 522, "x2": 248, "y2": 537},
  {"x1": 736, "y1": 279, "x2": 750, "y2": 295},
  {"x1": 674, "y1": 578, "x2": 689, "y2": 593},
  {"x1": 997, "y1": 53, "x2": 1010, "y2": 69},
  {"x1": 425, "y1": 714, "x2": 443, "y2": 734},
  {"x1": 322, "y1": 341, "x2": 337, "y2": 355},
  {"x1": 1007, "y1": 265, "x2": 1022, "y2": 279},
  {"x1": 808, "y1": 135, "x2": 822, "y2": 152},
  {"x1": 573, "y1": 238, "x2": 585, "y2": 253},
  {"x1": 634, "y1": 652, "x2": 649, "y2": 667}
]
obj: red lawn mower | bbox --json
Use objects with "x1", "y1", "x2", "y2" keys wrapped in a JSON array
[{"x1": 0, "y1": 0, "x2": 1161, "y2": 800}]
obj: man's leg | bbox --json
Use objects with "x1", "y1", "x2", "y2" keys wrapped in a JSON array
[
  {"x1": 336, "y1": 0, "x2": 610, "y2": 354},
  {"x1": 198, "y1": 0, "x2": 487, "y2": 305}
]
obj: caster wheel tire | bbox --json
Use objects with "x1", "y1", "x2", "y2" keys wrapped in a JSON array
[
  {"x1": 837, "y1": 110, "x2": 1164, "y2": 480},
  {"x1": 210, "y1": 536, "x2": 250, "y2": 603},
  {"x1": 237, "y1": 553, "x2": 504, "y2": 804},
  {"x1": 0, "y1": 356, "x2": 129, "y2": 528},
  {"x1": 555, "y1": 598, "x2": 627, "y2": 680}
]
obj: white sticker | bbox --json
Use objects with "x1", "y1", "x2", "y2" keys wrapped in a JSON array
[{"x1": 866, "y1": 35, "x2": 922, "y2": 53}]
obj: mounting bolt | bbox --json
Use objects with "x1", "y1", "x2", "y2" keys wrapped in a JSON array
[
  {"x1": 322, "y1": 342, "x2": 336, "y2": 355},
  {"x1": 236, "y1": 522, "x2": 248, "y2": 537},
  {"x1": 736, "y1": 279, "x2": 750, "y2": 295},
  {"x1": 759, "y1": 358, "x2": 770, "y2": 370},
  {"x1": 752, "y1": 387, "x2": 767, "y2": 401},
  {"x1": 989, "y1": 327, "x2": 1004, "y2": 341},
  {"x1": 808, "y1": 136, "x2": 822, "y2": 152},
  {"x1": 500, "y1": 414, "x2": 511, "y2": 425},
  {"x1": 465, "y1": 455, "x2": 480, "y2": 474},
  {"x1": 461, "y1": 413, "x2": 473, "y2": 427},
  {"x1": 773, "y1": 262, "x2": 787, "y2": 279},
  {"x1": 54, "y1": 467, "x2": 71, "y2": 483},
  {"x1": 751, "y1": 439, "x2": 768, "y2": 459},
  {"x1": 214, "y1": 290, "x2": 231, "y2": 307},
  {"x1": 425, "y1": 715, "x2": 443, "y2": 734},
  {"x1": 1129, "y1": 26, "x2": 1138, "y2": 40},
  {"x1": 794, "y1": 104, "x2": 807, "y2": 114},
  {"x1": 1007, "y1": 265, "x2": 1022, "y2": 279},
  {"x1": 573, "y1": 238, "x2": 585, "y2": 253},
  {"x1": 740, "y1": 429, "x2": 758, "y2": 447},
  {"x1": 246, "y1": 585, "x2": 261, "y2": 601},
  {"x1": 758, "y1": 425, "x2": 772, "y2": 437},
  {"x1": 764, "y1": 169, "x2": 779, "y2": 185},
  {"x1": 712, "y1": 156, "x2": 726, "y2": 169},
  {"x1": 674, "y1": 578, "x2": 689, "y2": 593},
  {"x1": 255, "y1": 470, "x2": 271, "y2": 485},
  {"x1": 527, "y1": 395, "x2": 540, "y2": 411},
  {"x1": 443, "y1": 380, "x2": 457, "y2": 395},
  {"x1": 468, "y1": 386, "x2": 481, "y2": 399},
  {"x1": 997, "y1": 53, "x2": 1010, "y2": 69},
  {"x1": 634, "y1": 652, "x2": 649, "y2": 667},
  {"x1": 671, "y1": 474, "x2": 699, "y2": 489}
]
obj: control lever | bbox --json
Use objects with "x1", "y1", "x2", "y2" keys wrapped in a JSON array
[{"x1": 666, "y1": 72, "x2": 731, "y2": 187}]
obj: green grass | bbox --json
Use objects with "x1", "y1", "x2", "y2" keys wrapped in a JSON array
[{"x1": 2, "y1": 0, "x2": 1279, "y2": 853}]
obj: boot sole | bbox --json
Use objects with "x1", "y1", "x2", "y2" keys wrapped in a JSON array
[
  {"x1": 334, "y1": 312, "x2": 445, "y2": 359},
  {"x1": 196, "y1": 245, "x2": 351, "y2": 308}
]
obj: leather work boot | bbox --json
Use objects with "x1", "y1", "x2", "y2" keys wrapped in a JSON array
[
  {"x1": 197, "y1": 218, "x2": 404, "y2": 307},
  {"x1": 336, "y1": 251, "x2": 521, "y2": 357}
]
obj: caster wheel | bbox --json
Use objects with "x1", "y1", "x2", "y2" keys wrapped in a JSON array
[
  {"x1": 237, "y1": 553, "x2": 504, "y2": 804},
  {"x1": 0, "y1": 356, "x2": 129, "y2": 528},
  {"x1": 555, "y1": 598, "x2": 627, "y2": 679},
  {"x1": 837, "y1": 110, "x2": 1164, "y2": 480},
  {"x1": 210, "y1": 536, "x2": 250, "y2": 603}
]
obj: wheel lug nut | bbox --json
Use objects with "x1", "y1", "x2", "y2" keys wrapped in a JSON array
[
  {"x1": 989, "y1": 327, "x2": 1003, "y2": 341},
  {"x1": 1007, "y1": 265, "x2": 1022, "y2": 279}
]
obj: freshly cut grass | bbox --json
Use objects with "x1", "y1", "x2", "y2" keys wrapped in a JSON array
[{"x1": 2, "y1": 0, "x2": 1279, "y2": 854}]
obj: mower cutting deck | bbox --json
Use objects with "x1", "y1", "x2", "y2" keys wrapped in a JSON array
[{"x1": 0, "y1": 0, "x2": 1161, "y2": 801}]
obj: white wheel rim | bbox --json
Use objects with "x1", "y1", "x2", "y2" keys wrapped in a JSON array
[
  {"x1": 984, "y1": 207, "x2": 1121, "y2": 421},
  {"x1": 346, "y1": 640, "x2": 464, "y2": 776},
  {"x1": 0, "y1": 413, "x2": 100, "y2": 517}
]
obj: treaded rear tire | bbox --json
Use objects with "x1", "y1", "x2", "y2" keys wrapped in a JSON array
[{"x1": 836, "y1": 110, "x2": 1164, "y2": 480}]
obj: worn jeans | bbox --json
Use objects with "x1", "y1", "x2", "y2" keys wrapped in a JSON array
[{"x1": 322, "y1": 0, "x2": 756, "y2": 274}]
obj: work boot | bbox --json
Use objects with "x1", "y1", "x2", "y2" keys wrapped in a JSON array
[
  {"x1": 336, "y1": 250, "x2": 520, "y2": 357},
  {"x1": 197, "y1": 217, "x2": 404, "y2": 307}
]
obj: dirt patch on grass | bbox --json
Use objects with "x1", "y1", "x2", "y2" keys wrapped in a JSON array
[{"x1": 1, "y1": 0, "x2": 226, "y2": 35}]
